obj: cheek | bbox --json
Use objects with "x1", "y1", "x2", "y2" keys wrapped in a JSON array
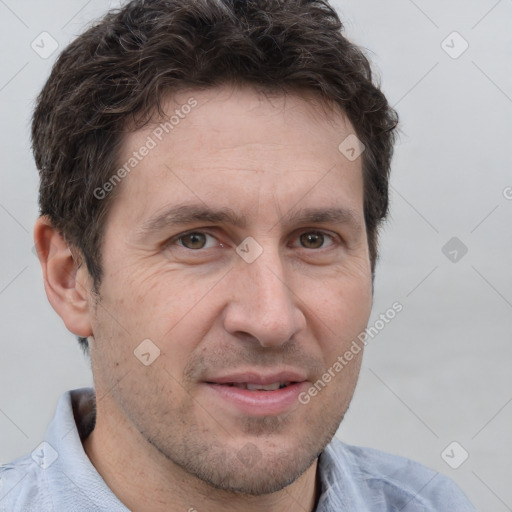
[
  {"x1": 310, "y1": 273, "x2": 372, "y2": 354},
  {"x1": 101, "y1": 262, "x2": 204, "y2": 327},
  {"x1": 102, "y1": 270, "x2": 222, "y2": 364}
]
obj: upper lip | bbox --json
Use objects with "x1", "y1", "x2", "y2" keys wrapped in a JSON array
[{"x1": 205, "y1": 370, "x2": 307, "y2": 385}]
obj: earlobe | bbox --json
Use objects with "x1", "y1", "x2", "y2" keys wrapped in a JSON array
[{"x1": 33, "y1": 216, "x2": 93, "y2": 338}]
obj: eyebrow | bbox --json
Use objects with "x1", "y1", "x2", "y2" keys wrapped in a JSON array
[
  {"x1": 136, "y1": 204, "x2": 247, "y2": 238},
  {"x1": 136, "y1": 203, "x2": 362, "y2": 239},
  {"x1": 285, "y1": 207, "x2": 361, "y2": 232}
]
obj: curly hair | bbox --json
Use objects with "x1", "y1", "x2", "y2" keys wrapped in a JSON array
[{"x1": 32, "y1": 0, "x2": 398, "y2": 353}]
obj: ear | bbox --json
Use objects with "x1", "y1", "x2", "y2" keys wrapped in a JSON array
[{"x1": 34, "y1": 216, "x2": 93, "y2": 338}]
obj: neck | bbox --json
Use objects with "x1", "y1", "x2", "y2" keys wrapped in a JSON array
[{"x1": 82, "y1": 395, "x2": 320, "y2": 512}]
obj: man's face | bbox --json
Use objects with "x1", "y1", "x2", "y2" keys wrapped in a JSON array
[{"x1": 86, "y1": 85, "x2": 373, "y2": 495}]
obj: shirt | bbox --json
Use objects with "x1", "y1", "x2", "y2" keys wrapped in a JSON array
[{"x1": 0, "y1": 388, "x2": 475, "y2": 511}]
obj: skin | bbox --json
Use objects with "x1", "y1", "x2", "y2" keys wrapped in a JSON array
[{"x1": 34, "y1": 84, "x2": 373, "y2": 512}]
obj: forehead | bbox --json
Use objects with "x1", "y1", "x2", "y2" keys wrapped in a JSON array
[{"x1": 108, "y1": 84, "x2": 364, "y2": 229}]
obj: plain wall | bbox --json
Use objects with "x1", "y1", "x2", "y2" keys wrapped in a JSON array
[{"x1": 0, "y1": 1, "x2": 511, "y2": 510}]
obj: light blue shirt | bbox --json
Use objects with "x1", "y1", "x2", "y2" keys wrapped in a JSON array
[{"x1": 0, "y1": 388, "x2": 475, "y2": 511}]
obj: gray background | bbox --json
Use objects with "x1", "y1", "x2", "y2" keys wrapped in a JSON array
[{"x1": 1, "y1": 0, "x2": 511, "y2": 510}]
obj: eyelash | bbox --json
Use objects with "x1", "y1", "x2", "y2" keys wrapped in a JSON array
[{"x1": 166, "y1": 229, "x2": 340, "y2": 251}]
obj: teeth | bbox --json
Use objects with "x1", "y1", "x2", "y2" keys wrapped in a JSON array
[
  {"x1": 247, "y1": 382, "x2": 281, "y2": 391},
  {"x1": 230, "y1": 382, "x2": 291, "y2": 391}
]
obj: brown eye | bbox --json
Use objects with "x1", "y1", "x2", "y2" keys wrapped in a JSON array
[
  {"x1": 300, "y1": 232, "x2": 325, "y2": 249},
  {"x1": 179, "y1": 232, "x2": 207, "y2": 249}
]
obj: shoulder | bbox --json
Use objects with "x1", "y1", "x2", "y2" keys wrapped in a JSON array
[
  {"x1": 0, "y1": 454, "x2": 53, "y2": 512},
  {"x1": 320, "y1": 438, "x2": 475, "y2": 511},
  {"x1": 1, "y1": 388, "x2": 127, "y2": 512}
]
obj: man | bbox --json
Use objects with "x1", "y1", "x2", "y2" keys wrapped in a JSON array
[{"x1": 0, "y1": 0, "x2": 474, "y2": 510}]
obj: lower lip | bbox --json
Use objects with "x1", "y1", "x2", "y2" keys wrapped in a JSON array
[{"x1": 203, "y1": 382, "x2": 307, "y2": 415}]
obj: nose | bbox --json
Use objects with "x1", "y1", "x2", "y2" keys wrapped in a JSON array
[{"x1": 222, "y1": 246, "x2": 307, "y2": 347}]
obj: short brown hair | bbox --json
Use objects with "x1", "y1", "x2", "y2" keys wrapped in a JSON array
[{"x1": 32, "y1": 0, "x2": 398, "y2": 353}]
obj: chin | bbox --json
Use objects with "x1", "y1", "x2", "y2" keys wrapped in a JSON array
[{"x1": 197, "y1": 447, "x2": 320, "y2": 496}]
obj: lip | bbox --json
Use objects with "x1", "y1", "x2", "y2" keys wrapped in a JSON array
[{"x1": 203, "y1": 369, "x2": 308, "y2": 416}]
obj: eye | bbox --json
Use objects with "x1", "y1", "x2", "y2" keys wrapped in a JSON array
[
  {"x1": 176, "y1": 231, "x2": 218, "y2": 250},
  {"x1": 296, "y1": 231, "x2": 335, "y2": 249}
]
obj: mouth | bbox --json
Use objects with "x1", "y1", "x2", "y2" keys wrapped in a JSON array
[{"x1": 202, "y1": 371, "x2": 308, "y2": 415}]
